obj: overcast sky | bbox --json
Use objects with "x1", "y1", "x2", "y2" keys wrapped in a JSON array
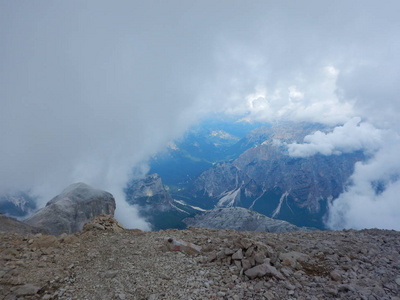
[{"x1": 1, "y1": 1, "x2": 399, "y2": 230}]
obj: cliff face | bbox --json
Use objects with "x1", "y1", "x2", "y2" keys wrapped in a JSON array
[
  {"x1": 125, "y1": 174, "x2": 191, "y2": 230},
  {"x1": 24, "y1": 183, "x2": 115, "y2": 235},
  {"x1": 183, "y1": 207, "x2": 305, "y2": 233},
  {"x1": 125, "y1": 173, "x2": 173, "y2": 211}
]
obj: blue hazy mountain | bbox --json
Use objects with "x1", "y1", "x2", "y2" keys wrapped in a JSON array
[
  {"x1": 142, "y1": 120, "x2": 366, "y2": 230},
  {"x1": 0, "y1": 192, "x2": 37, "y2": 218},
  {"x1": 148, "y1": 118, "x2": 263, "y2": 187}
]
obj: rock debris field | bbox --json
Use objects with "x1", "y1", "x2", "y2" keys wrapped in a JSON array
[{"x1": 1, "y1": 216, "x2": 400, "y2": 300}]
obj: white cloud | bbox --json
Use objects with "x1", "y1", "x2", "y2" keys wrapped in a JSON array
[
  {"x1": 326, "y1": 132, "x2": 400, "y2": 230},
  {"x1": 227, "y1": 65, "x2": 354, "y2": 126},
  {"x1": 287, "y1": 117, "x2": 382, "y2": 157}
]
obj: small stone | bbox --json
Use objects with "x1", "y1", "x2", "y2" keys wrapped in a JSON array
[
  {"x1": 325, "y1": 284, "x2": 338, "y2": 296},
  {"x1": 395, "y1": 277, "x2": 400, "y2": 286},
  {"x1": 279, "y1": 251, "x2": 309, "y2": 268},
  {"x1": 225, "y1": 248, "x2": 235, "y2": 256},
  {"x1": 232, "y1": 249, "x2": 244, "y2": 260},
  {"x1": 254, "y1": 281, "x2": 264, "y2": 290},
  {"x1": 234, "y1": 260, "x2": 242, "y2": 269},
  {"x1": 104, "y1": 270, "x2": 118, "y2": 278},
  {"x1": 285, "y1": 282, "x2": 296, "y2": 290},
  {"x1": 330, "y1": 270, "x2": 342, "y2": 282},
  {"x1": 245, "y1": 247, "x2": 254, "y2": 257},
  {"x1": 160, "y1": 273, "x2": 171, "y2": 280},
  {"x1": 263, "y1": 291, "x2": 275, "y2": 300},
  {"x1": 242, "y1": 259, "x2": 251, "y2": 271},
  {"x1": 14, "y1": 284, "x2": 40, "y2": 296},
  {"x1": 240, "y1": 238, "x2": 253, "y2": 250},
  {"x1": 245, "y1": 263, "x2": 284, "y2": 280},
  {"x1": 207, "y1": 252, "x2": 217, "y2": 262},
  {"x1": 254, "y1": 252, "x2": 266, "y2": 265}
]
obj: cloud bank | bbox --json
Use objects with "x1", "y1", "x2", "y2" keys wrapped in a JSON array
[
  {"x1": 1, "y1": 1, "x2": 400, "y2": 230},
  {"x1": 326, "y1": 132, "x2": 400, "y2": 230},
  {"x1": 287, "y1": 118, "x2": 382, "y2": 157}
]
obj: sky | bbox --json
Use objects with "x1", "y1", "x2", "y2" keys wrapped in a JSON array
[{"x1": 1, "y1": 1, "x2": 399, "y2": 230}]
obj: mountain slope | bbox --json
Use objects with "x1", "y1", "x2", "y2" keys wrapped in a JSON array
[
  {"x1": 188, "y1": 123, "x2": 365, "y2": 229},
  {"x1": 183, "y1": 207, "x2": 307, "y2": 232}
]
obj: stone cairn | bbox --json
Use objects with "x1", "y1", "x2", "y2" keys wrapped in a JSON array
[{"x1": 82, "y1": 214, "x2": 124, "y2": 233}]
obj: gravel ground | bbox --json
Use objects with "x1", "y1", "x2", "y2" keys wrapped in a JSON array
[{"x1": 1, "y1": 216, "x2": 400, "y2": 300}]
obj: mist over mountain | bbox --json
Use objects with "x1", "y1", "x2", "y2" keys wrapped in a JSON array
[{"x1": 0, "y1": 192, "x2": 36, "y2": 218}]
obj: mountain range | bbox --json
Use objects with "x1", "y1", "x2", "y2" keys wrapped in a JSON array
[
  {"x1": 137, "y1": 120, "x2": 366, "y2": 230},
  {"x1": 0, "y1": 119, "x2": 367, "y2": 231}
]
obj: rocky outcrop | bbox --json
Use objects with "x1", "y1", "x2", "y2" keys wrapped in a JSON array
[
  {"x1": 24, "y1": 183, "x2": 115, "y2": 235},
  {"x1": 125, "y1": 174, "x2": 191, "y2": 230},
  {"x1": 183, "y1": 207, "x2": 305, "y2": 233},
  {"x1": 83, "y1": 214, "x2": 124, "y2": 233},
  {"x1": 125, "y1": 173, "x2": 173, "y2": 211}
]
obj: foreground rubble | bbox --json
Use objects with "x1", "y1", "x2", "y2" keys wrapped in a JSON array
[{"x1": 1, "y1": 216, "x2": 399, "y2": 299}]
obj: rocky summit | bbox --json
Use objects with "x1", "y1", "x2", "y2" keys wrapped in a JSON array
[
  {"x1": 0, "y1": 215, "x2": 399, "y2": 300},
  {"x1": 24, "y1": 183, "x2": 116, "y2": 236},
  {"x1": 183, "y1": 207, "x2": 306, "y2": 233}
]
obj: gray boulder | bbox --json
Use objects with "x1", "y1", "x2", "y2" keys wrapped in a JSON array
[{"x1": 24, "y1": 183, "x2": 115, "y2": 235}]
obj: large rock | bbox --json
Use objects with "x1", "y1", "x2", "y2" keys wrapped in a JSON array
[
  {"x1": 24, "y1": 183, "x2": 116, "y2": 235},
  {"x1": 183, "y1": 207, "x2": 306, "y2": 233}
]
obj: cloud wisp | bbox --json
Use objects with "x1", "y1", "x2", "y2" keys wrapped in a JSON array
[
  {"x1": 326, "y1": 132, "x2": 400, "y2": 230},
  {"x1": 287, "y1": 118, "x2": 382, "y2": 158}
]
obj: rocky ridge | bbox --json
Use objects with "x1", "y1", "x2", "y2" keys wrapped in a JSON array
[
  {"x1": 24, "y1": 183, "x2": 116, "y2": 236},
  {"x1": 0, "y1": 213, "x2": 46, "y2": 235},
  {"x1": 183, "y1": 207, "x2": 306, "y2": 233},
  {"x1": 1, "y1": 215, "x2": 399, "y2": 300}
]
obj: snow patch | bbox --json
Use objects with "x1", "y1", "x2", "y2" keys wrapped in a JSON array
[
  {"x1": 173, "y1": 199, "x2": 207, "y2": 212},
  {"x1": 216, "y1": 188, "x2": 241, "y2": 207},
  {"x1": 249, "y1": 191, "x2": 266, "y2": 210},
  {"x1": 272, "y1": 191, "x2": 289, "y2": 218}
]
